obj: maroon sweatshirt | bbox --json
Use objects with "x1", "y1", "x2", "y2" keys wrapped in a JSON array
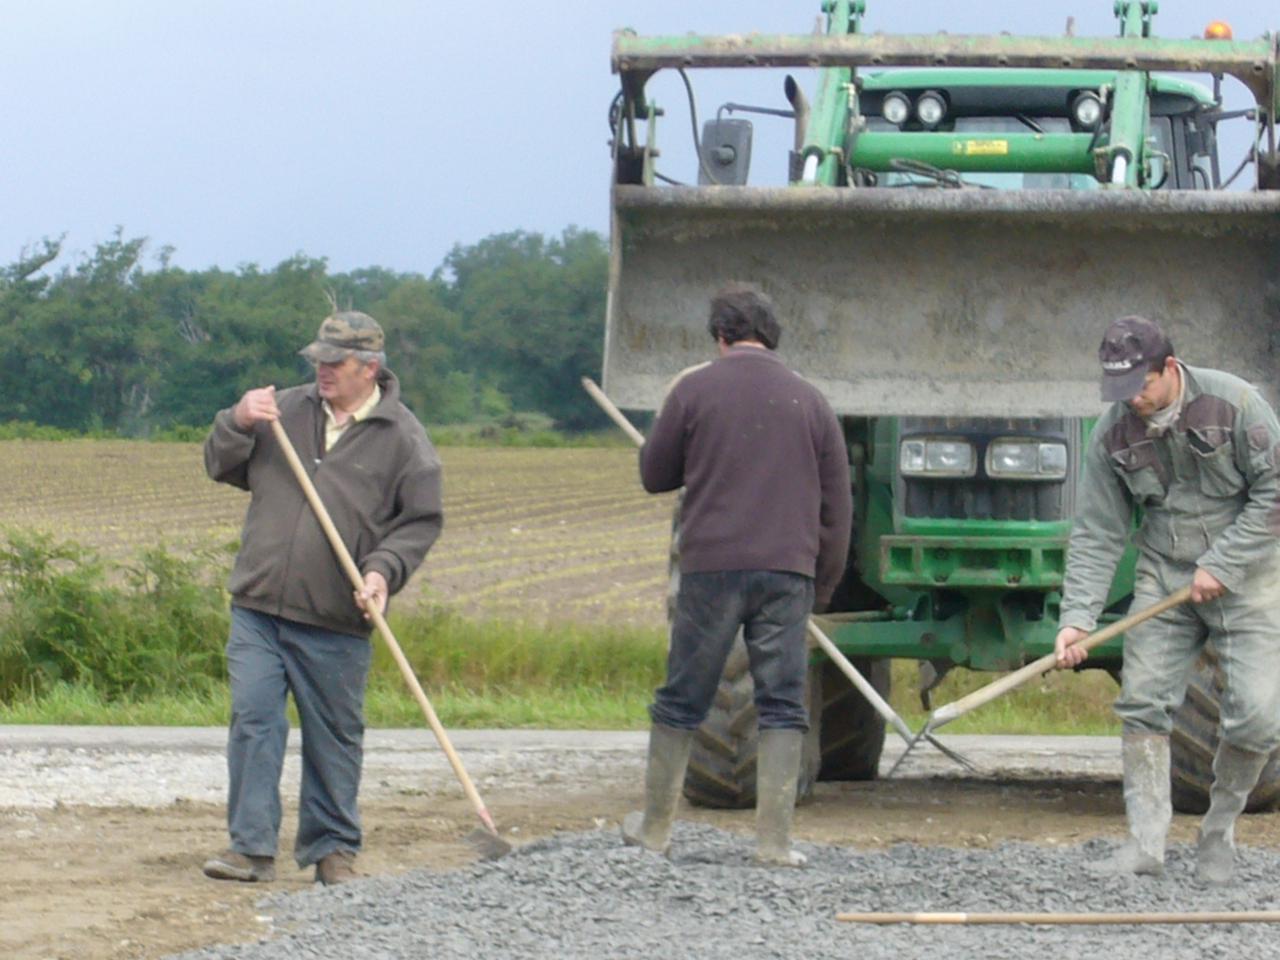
[{"x1": 639, "y1": 347, "x2": 852, "y2": 604}]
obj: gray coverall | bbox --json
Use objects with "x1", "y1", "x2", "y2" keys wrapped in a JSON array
[{"x1": 1059, "y1": 364, "x2": 1280, "y2": 754}]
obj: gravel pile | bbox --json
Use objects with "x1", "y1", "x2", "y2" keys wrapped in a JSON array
[{"x1": 170, "y1": 824, "x2": 1280, "y2": 960}]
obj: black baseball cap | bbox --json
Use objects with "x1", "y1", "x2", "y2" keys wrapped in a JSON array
[{"x1": 1098, "y1": 315, "x2": 1174, "y2": 402}]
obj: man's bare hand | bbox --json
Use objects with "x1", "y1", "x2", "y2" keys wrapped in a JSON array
[
  {"x1": 355, "y1": 570, "x2": 388, "y2": 620},
  {"x1": 233, "y1": 386, "x2": 280, "y2": 430},
  {"x1": 1055, "y1": 626, "x2": 1090, "y2": 669},
  {"x1": 1191, "y1": 567, "x2": 1227, "y2": 604}
]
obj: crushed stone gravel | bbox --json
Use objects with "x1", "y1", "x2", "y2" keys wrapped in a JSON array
[{"x1": 167, "y1": 823, "x2": 1280, "y2": 960}]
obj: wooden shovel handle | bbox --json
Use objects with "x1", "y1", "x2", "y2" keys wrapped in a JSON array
[
  {"x1": 581, "y1": 377, "x2": 646, "y2": 447},
  {"x1": 268, "y1": 419, "x2": 499, "y2": 836},
  {"x1": 928, "y1": 585, "x2": 1193, "y2": 729},
  {"x1": 837, "y1": 908, "x2": 1280, "y2": 926}
]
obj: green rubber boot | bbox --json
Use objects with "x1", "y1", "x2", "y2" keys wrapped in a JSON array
[
  {"x1": 1196, "y1": 742, "x2": 1269, "y2": 886},
  {"x1": 1087, "y1": 734, "x2": 1170, "y2": 877},
  {"x1": 754, "y1": 728, "x2": 806, "y2": 868},
  {"x1": 621, "y1": 723, "x2": 694, "y2": 856}
]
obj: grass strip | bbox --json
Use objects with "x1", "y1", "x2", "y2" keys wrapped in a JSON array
[{"x1": 1, "y1": 668, "x2": 1120, "y2": 735}]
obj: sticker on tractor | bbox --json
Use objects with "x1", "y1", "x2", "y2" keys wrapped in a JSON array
[{"x1": 952, "y1": 139, "x2": 1010, "y2": 156}]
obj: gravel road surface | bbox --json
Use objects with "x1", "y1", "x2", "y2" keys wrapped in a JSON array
[{"x1": 9, "y1": 727, "x2": 1278, "y2": 960}]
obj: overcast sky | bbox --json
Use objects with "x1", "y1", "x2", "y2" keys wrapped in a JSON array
[{"x1": 3, "y1": 1, "x2": 1271, "y2": 275}]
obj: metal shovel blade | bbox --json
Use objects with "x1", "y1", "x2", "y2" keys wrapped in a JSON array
[{"x1": 466, "y1": 827, "x2": 514, "y2": 861}]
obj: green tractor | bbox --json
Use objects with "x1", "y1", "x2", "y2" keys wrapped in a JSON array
[{"x1": 603, "y1": 2, "x2": 1280, "y2": 812}]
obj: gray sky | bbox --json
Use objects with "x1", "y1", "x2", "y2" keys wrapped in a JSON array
[{"x1": 3, "y1": 1, "x2": 1272, "y2": 275}]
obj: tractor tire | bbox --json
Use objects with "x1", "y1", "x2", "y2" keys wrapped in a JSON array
[
  {"x1": 815, "y1": 656, "x2": 890, "y2": 781},
  {"x1": 1169, "y1": 647, "x2": 1280, "y2": 815},
  {"x1": 681, "y1": 636, "x2": 824, "y2": 809}
]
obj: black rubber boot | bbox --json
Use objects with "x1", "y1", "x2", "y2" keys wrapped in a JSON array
[
  {"x1": 754, "y1": 728, "x2": 806, "y2": 867},
  {"x1": 1196, "y1": 742, "x2": 1269, "y2": 886},
  {"x1": 621, "y1": 723, "x2": 694, "y2": 855},
  {"x1": 1087, "y1": 734, "x2": 1169, "y2": 877}
]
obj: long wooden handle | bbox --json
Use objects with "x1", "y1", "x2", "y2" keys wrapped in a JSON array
[
  {"x1": 269, "y1": 419, "x2": 500, "y2": 836},
  {"x1": 807, "y1": 619, "x2": 917, "y2": 744},
  {"x1": 928, "y1": 585, "x2": 1194, "y2": 729},
  {"x1": 836, "y1": 908, "x2": 1280, "y2": 926},
  {"x1": 581, "y1": 377, "x2": 646, "y2": 447}
]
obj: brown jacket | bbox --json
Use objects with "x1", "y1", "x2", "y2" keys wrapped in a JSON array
[
  {"x1": 204, "y1": 369, "x2": 442, "y2": 637},
  {"x1": 640, "y1": 348, "x2": 852, "y2": 604}
]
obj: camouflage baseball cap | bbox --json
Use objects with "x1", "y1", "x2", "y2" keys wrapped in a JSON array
[{"x1": 299, "y1": 311, "x2": 385, "y2": 364}]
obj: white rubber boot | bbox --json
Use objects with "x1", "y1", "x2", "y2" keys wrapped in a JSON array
[
  {"x1": 1087, "y1": 733, "x2": 1170, "y2": 877},
  {"x1": 754, "y1": 728, "x2": 806, "y2": 867},
  {"x1": 621, "y1": 723, "x2": 694, "y2": 856},
  {"x1": 1196, "y1": 742, "x2": 1269, "y2": 886}
]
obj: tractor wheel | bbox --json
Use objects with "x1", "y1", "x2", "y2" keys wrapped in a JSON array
[
  {"x1": 681, "y1": 635, "x2": 824, "y2": 809},
  {"x1": 814, "y1": 656, "x2": 890, "y2": 781},
  {"x1": 1169, "y1": 647, "x2": 1280, "y2": 814}
]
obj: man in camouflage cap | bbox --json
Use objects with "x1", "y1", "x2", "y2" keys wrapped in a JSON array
[{"x1": 202, "y1": 308, "x2": 443, "y2": 886}]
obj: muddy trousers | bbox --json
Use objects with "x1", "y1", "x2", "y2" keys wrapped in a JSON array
[
  {"x1": 1115, "y1": 557, "x2": 1280, "y2": 754},
  {"x1": 649, "y1": 570, "x2": 814, "y2": 732},
  {"x1": 224, "y1": 606, "x2": 372, "y2": 869}
]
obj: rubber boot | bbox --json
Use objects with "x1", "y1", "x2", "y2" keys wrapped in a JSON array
[
  {"x1": 1196, "y1": 742, "x2": 1269, "y2": 886},
  {"x1": 754, "y1": 728, "x2": 807, "y2": 867},
  {"x1": 1087, "y1": 733, "x2": 1170, "y2": 877},
  {"x1": 621, "y1": 723, "x2": 694, "y2": 855}
]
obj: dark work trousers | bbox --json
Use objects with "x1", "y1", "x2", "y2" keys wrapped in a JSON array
[
  {"x1": 224, "y1": 605, "x2": 372, "y2": 868},
  {"x1": 651, "y1": 570, "x2": 814, "y2": 731}
]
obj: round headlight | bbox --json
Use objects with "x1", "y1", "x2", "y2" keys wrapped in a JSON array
[
  {"x1": 916, "y1": 91, "x2": 947, "y2": 128},
  {"x1": 882, "y1": 91, "x2": 911, "y2": 126},
  {"x1": 1072, "y1": 92, "x2": 1104, "y2": 130}
]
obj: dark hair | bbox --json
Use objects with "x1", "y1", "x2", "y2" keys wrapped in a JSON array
[{"x1": 708, "y1": 282, "x2": 782, "y2": 350}]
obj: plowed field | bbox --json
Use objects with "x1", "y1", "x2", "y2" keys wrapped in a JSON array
[{"x1": 0, "y1": 440, "x2": 674, "y2": 627}]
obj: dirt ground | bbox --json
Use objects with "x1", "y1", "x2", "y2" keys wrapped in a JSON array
[{"x1": 8, "y1": 774, "x2": 1280, "y2": 960}]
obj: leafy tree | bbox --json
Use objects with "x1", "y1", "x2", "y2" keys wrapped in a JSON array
[{"x1": 0, "y1": 226, "x2": 609, "y2": 434}]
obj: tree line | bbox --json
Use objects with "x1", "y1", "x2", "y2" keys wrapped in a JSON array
[{"x1": 0, "y1": 227, "x2": 609, "y2": 435}]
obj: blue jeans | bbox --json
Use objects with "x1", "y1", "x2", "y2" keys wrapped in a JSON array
[
  {"x1": 651, "y1": 570, "x2": 814, "y2": 731},
  {"x1": 224, "y1": 606, "x2": 372, "y2": 868}
]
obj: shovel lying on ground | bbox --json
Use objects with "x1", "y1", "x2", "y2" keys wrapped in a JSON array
[
  {"x1": 581, "y1": 376, "x2": 972, "y2": 774},
  {"x1": 270, "y1": 419, "x2": 512, "y2": 860},
  {"x1": 888, "y1": 585, "x2": 1195, "y2": 775}
]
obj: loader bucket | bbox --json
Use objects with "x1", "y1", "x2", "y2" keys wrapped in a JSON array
[{"x1": 603, "y1": 186, "x2": 1280, "y2": 417}]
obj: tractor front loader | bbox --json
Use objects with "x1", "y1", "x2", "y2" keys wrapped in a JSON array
[{"x1": 604, "y1": 2, "x2": 1280, "y2": 812}]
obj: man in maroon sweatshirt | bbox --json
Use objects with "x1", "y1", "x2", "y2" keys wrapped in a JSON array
[{"x1": 622, "y1": 282, "x2": 852, "y2": 866}]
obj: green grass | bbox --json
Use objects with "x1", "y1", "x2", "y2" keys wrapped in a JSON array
[
  {"x1": 888, "y1": 659, "x2": 1122, "y2": 735},
  {"x1": 0, "y1": 668, "x2": 1120, "y2": 733},
  {"x1": 0, "y1": 529, "x2": 1123, "y2": 733},
  {"x1": 0, "y1": 680, "x2": 653, "y2": 728}
]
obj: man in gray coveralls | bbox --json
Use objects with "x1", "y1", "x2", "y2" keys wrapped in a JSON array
[{"x1": 1055, "y1": 314, "x2": 1280, "y2": 885}]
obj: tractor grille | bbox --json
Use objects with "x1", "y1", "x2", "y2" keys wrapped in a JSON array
[{"x1": 899, "y1": 416, "x2": 1074, "y2": 522}]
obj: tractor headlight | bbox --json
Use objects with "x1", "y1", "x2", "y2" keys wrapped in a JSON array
[
  {"x1": 882, "y1": 91, "x2": 911, "y2": 126},
  {"x1": 900, "y1": 438, "x2": 976, "y2": 477},
  {"x1": 986, "y1": 439, "x2": 1068, "y2": 480},
  {"x1": 916, "y1": 91, "x2": 947, "y2": 128},
  {"x1": 1071, "y1": 91, "x2": 1104, "y2": 130}
]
